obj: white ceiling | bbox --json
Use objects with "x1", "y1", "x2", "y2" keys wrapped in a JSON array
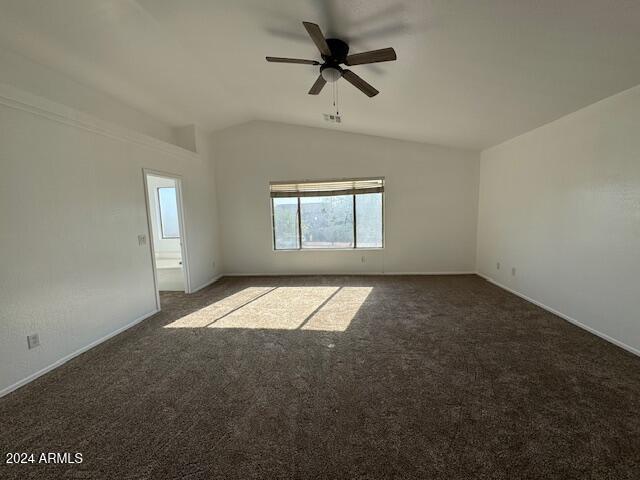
[{"x1": 1, "y1": 0, "x2": 639, "y2": 149}]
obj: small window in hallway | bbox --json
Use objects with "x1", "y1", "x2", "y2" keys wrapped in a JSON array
[{"x1": 157, "y1": 187, "x2": 180, "y2": 239}]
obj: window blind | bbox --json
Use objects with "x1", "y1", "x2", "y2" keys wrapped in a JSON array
[{"x1": 270, "y1": 178, "x2": 384, "y2": 198}]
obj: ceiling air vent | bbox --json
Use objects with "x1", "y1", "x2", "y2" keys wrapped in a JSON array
[{"x1": 323, "y1": 113, "x2": 342, "y2": 123}]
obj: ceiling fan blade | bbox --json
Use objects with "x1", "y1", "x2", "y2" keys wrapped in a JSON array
[
  {"x1": 302, "y1": 21, "x2": 331, "y2": 57},
  {"x1": 266, "y1": 56, "x2": 319, "y2": 65},
  {"x1": 342, "y1": 70, "x2": 379, "y2": 97},
  {"x1": 345, "y1": 47, "x2": 397, "y2": 66},
  {"x1": 308, "y1": 75, "x2": 327, "y2": 95}
]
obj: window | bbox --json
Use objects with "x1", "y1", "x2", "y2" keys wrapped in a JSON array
[
  {"x1": 355, "y1": 193, "x2": 383, "y2": 248},
  {"x1": 157, "y1": 187, "x2": 180, "y2": 239},
  {"x1": 272, "y1": 197, "x2": 299, "y2": 249},
  {"x1": 270, "y1": 178, "x2": 384, "y2": 250},
  {"x1": 301, "y1": 195, "x2": 354, "y2": 248}
]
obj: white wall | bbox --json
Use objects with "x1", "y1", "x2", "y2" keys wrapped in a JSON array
[
  {"x1": 146, "y1": 175, "x2": 181, "y2": 258},
  {"x1": 0, "y1": 85, "x2": 221, "y2": 395},
  {"x1": 477, "y1": 84, "x2": 640, "y2": 355},
  {"x1": 212, "y1": 121, "x2": 480, "y2": 275},
  {"x1": 0, "y1": 46, "x2": 177, "y2": 145}
]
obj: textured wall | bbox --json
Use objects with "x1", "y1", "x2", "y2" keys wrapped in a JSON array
[
  {"x1": 477, "y1": 85, "x2": 640, "y2": 354},
  {"x1": 212, "y1": 121, "x2": 480, "y2": 275},
  {"x1": 0, "y1": 47, "x2": 177, "y2": 144},
  {"x1": 0, "y1": 87, "x2": 221, "y2": 395}
]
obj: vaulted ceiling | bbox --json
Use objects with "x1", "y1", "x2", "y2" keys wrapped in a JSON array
[{"x1": 1, "y1": 0, "x2": 639, "y2": 149}]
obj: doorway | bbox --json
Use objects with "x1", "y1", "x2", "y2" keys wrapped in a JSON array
[{"x1": 143, "y1": 170, "x2": 190, "y2": 303}]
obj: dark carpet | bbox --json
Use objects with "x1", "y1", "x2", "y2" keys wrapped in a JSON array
[{"x1": 1, "y1": 275, "x2": 639, "y2": 479}]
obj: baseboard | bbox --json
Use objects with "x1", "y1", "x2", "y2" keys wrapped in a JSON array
[
  {"x1": 477, "y1": 272, "x2": 640, "y2": 358},
  {"x1": 223, "y1": 271, "x2": 476, "y2": 277},
  {"x1": 0, "y1": 308, "x2": 160, "y2": 398},
  {"x1": 382, "y1": 271, "x2": 476, "y2": 275},
  {"x1": 189, "y1": 274, "x2": 223, "y2": 293}
]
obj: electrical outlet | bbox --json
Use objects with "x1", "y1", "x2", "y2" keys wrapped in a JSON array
[
  {"x1": 138, "y1": 234, "x2": 147, "y2": 246},
  {"x1": 511, "y1": 267, "x2": 516, "y2": 276},
  {"x1": 27, "y1": 333, "x2": 40, "y2": 349},
  {"x1": 496, "y1": 262, "x2": 500, "y2": 270}
]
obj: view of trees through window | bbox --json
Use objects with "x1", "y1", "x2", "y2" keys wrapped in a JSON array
[
  {"x1": 272, "y1": 193, "x2": 383, "y2": 250},
  {"x1": 301, "y1": 195, "x2": 354, "y2": 248},
  {"x1": 272, "y1": 197, "x2": 299, "y2": 249}
]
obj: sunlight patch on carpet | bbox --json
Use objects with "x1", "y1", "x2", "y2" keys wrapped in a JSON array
[
  {"x1": 301, "y1": 287, "x2": 372, "y2": 331},
  {"x1": 163, "y1": 286, "x2": 372, "y2": 331}
]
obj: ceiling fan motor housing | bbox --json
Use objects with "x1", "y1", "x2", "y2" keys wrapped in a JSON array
[
  {"x1": 323, "y1": 38, "x2": 349, "y2": 64},
  {"x1": 320, "y1": 38, "x2": 349, "y2": 82}
]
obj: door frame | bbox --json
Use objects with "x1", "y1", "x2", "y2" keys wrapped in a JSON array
[{"x1": 142, "y1": 168, "x2": 192, "y2": 310}]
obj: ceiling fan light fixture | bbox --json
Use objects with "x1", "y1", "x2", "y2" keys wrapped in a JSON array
[{"x1": 321, "y1": 66, "x2": 342, "y2": 82}]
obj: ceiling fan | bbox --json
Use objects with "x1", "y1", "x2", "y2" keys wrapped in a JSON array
[{"x1": 266, "y1": 21, "x2": 397, "y2": 97}]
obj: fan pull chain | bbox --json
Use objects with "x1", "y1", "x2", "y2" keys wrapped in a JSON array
[
  {"x1": 330, "y1": 81, "x2": 340, "y2": 116},
  {"x1": 332, "y1": 81, "x2": 336, "y2": 114}
]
